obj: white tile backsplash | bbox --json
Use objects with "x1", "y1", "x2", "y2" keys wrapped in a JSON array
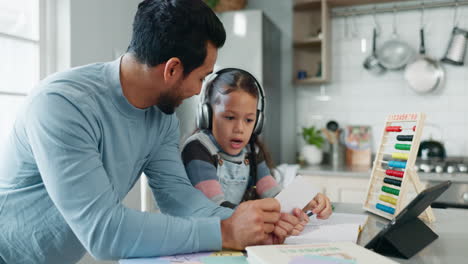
[{"x1": 297, "y1": 6, "x2": 468, "y2": 156}]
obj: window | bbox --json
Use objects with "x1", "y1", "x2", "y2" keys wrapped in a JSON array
[
  {"x1": 0, "y1": 0, "x2": 54, "y2": 143},
  {"x1": 0, "y1": 0, "x2": 42, "y2": 95}
]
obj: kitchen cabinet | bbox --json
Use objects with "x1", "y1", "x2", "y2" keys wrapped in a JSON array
[
  {"x1": 302, "y1": 174, "x2": 428, "y2": 204},
  {"x1": 301, "y1": 174, "x2": 369, "y2": 203},
  {"x1": 293, "y1": 0, "x2": 331, "y2": 84},
  {"x1": 292, "y1": 0, "x2": 423, "y2": 85}
]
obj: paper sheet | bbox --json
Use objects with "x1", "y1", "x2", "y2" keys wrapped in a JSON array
[
  {"x1": 285, "y1": 213, "x2": 368, "y2": 245},
  {"x1": 274, "y1": 175, "x2": 318, "y2": 214},
  {"x1": 311, "y1": 213, "x2": 368, "y2": 226},
  {"x1": 246, "y1": 242, "x2": 399, "y2": 264}
]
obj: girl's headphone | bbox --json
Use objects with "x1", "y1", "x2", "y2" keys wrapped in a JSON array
[{"x1": 196, "y1": 68, "x2": 266, "y2": 136}]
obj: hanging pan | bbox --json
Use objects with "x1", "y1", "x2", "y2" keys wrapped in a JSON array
[
  {"x1": 377, "y1": 8, "x2": 415, "y2": 70},
  {"x1": 405, "y1": 7, "x2": 444, "y2": 94}
]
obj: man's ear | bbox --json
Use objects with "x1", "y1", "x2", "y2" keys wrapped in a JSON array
[{"x1": 163, "y1": 57, "x2": 183, "y2": 82}]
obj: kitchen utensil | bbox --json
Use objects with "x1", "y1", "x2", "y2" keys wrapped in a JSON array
[
  {"x1": 321, "y1": 128, "x2": 334, "y2": 145},
  {"x1": 363, "y1": 28, "x2": 386, "y2": 75},
  {"x1": 326, "y1": 120, "x2": 339, "y2": 132},
  {"x1": 322, "y1": 125, "x2": 345, "y2": 167},
  {"x1": 417, "y1": 139, "x2": 446, "y2": 160},
  {"x1": 330, "y1": 138, "x2": 346, "y2": 168},
  {"x1": 297, "y1": 70, "x2": 308, "y2": 80},
  {"x1": 377, "y1": 9, "x2": 415, "y2": 70},
  {"x1": 326, "y1": 120, "x2": 340, "y2": 144},
  {"x1": 442, "y1": 2, "x2": 468, "y2": 66},
  {"x1": 442, "y1": 27, "x2": 468, "y2": 66},
  {"x1": 405, "y1": 7, "x2": 444, "y2": 94},
  {"x1": 344, "y1": 11, "x2": 358, "y2": 40}
]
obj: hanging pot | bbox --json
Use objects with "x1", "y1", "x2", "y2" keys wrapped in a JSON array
[
  {"x1": 441, "y1": 27, "x2": 468, "y2": 66},
  {"x1": 405, "y1": 27, "x2": 445, "y2": 94},
  {"x1": 377, "y1": 9, "x2": 415, "y2": 70}
]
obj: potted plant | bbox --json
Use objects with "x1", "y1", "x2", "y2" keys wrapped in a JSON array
[{"x1": 302, "y1": 126, "x2": 324, "y2": 165}]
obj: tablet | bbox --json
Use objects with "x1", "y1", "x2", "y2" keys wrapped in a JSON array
[{"x1": 365, "y1": 180, "x2": 451, "y2": 250}]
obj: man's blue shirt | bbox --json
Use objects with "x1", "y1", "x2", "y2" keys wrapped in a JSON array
[{"x1": 0, "y1": 58, "x2": 232, "y2": 263}]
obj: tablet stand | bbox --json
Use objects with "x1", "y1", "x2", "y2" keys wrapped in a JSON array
[{"x1": 372, "y1": 217, "x2": 438, "y2": 259}]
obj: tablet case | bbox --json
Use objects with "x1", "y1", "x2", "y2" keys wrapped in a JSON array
[
  {"x1": 366, "y1": 181, "x2": 451, "y2": 259},
  {"x1": 370, "y1": 217, "x2": 438, "y2": 259}
]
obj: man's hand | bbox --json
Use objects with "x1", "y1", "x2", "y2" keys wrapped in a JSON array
[
  {"x1": 291, "y1": 208, "x2": 309, "y2": 236},
  {"x1": 273, "y1": 208, "x2": 310, "y2": 239},
  {"x1": 273, "y1": 212, "x2": 299, "y2": 238},
  {"x1": 220, "y1": 198, "x2": 280, "y2": 250},
  {"x1": 304, "y1": 193, "x2": 332, "y2": 219},
  {"x1": 261, "y1": 232, "x2": 286, "y2": 245}
]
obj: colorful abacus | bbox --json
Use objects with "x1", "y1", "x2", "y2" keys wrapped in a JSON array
[{"x1": 363, "y1": 113, "x2": 435, "y2": 222}]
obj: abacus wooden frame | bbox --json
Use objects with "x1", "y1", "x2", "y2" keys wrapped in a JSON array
[{"x1": 363, "y1": 112, "x2": 435, "y2": 223}]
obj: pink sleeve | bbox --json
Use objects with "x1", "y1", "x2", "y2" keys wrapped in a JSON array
[
  {"x1": 195, "y1": 179, "x2": 223, "y2": 200},
  {"x1": 256, "y1": 175, "x2": 280, "y2": 197}
]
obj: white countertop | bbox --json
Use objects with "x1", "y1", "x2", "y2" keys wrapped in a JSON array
[
  {"x1": 298, "y1": 165, "x2": 468, "y2": 183},
  {"x1": 335, "y1": 203, "x2": 468, "y2": 263}
]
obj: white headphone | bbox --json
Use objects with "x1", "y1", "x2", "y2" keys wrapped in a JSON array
[{"x1": 196, "y1": 68, "x2": 265, "y2": 136}]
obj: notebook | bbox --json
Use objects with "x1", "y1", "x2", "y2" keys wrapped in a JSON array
[
  {"x1": 246, "y1": 242, "x2": 398, "y2": 264},
  {"x1": 119, "y1": 250, "x2": 246, "y2": 264}
]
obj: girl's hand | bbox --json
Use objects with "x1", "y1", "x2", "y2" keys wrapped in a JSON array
[{"x1": 305, "y1": 193, "x2": 332, "y2": 219}]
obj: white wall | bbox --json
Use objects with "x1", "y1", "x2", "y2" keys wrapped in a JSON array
[
  {"x1": 296, "y1": 5, "x2": 468, "y2": 156},
  {"x1": 63, "y1": 0, "x2": 140, "y2": 69}
]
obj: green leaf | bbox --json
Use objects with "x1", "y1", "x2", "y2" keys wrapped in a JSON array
[
  {"x1": 302, "y1": 126, "x2": 324, "y2": 148},
  {"x1": 204, "y1": 0, "x2": 220, "y2": 9}
]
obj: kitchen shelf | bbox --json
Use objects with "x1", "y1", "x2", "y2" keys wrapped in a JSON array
[
  {"x1": 295, "y1": 77, "x2": 327, "y2": 85},
  {"x1": 292, "y1": 0, "x2": 422, "y2": 85},
  {"x1": 293, "y1": 37, "x2": 322, "y2": 48},
  {"x1": 293, "y1": 0, "x2": 330, "y2": 84},
  {"x1": 294, "y1": 0, "x2": 321, "y2": 10},
  {"x1": 328, "y1": 0, "x2": 411, "y2": 7},
  {"x1": 332, "y1": 0, "x2": 468, "y2": 17}
]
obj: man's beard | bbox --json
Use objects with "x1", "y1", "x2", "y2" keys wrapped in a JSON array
[{"x1": 157, "y1": 91, "x2": 183, "y2": 115}]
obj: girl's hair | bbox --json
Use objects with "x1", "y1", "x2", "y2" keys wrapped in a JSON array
[{"x1": 204, "y1": 70, "x2": 275, "y2": 170}]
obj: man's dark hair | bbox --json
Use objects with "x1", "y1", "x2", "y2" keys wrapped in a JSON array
[{"x1": 128, "y1": 0, "x2": 226, "y2": 75}]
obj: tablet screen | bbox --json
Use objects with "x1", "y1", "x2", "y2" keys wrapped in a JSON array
[{"x1": 393, "y1": 181, "x2": 451, "y2": 226}]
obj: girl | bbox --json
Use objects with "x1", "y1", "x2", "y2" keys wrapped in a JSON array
[{"x1": 181, "y1": 68, "x2": 332, "y2": 225}]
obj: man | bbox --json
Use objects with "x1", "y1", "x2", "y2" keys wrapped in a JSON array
[{"x1": 0, "y1": 1, "x2": 308, "y2": 263}]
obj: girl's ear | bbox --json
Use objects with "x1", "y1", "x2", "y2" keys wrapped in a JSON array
[{"x1": 163, "y1": 57, "x2": 183, "y2": 82}]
